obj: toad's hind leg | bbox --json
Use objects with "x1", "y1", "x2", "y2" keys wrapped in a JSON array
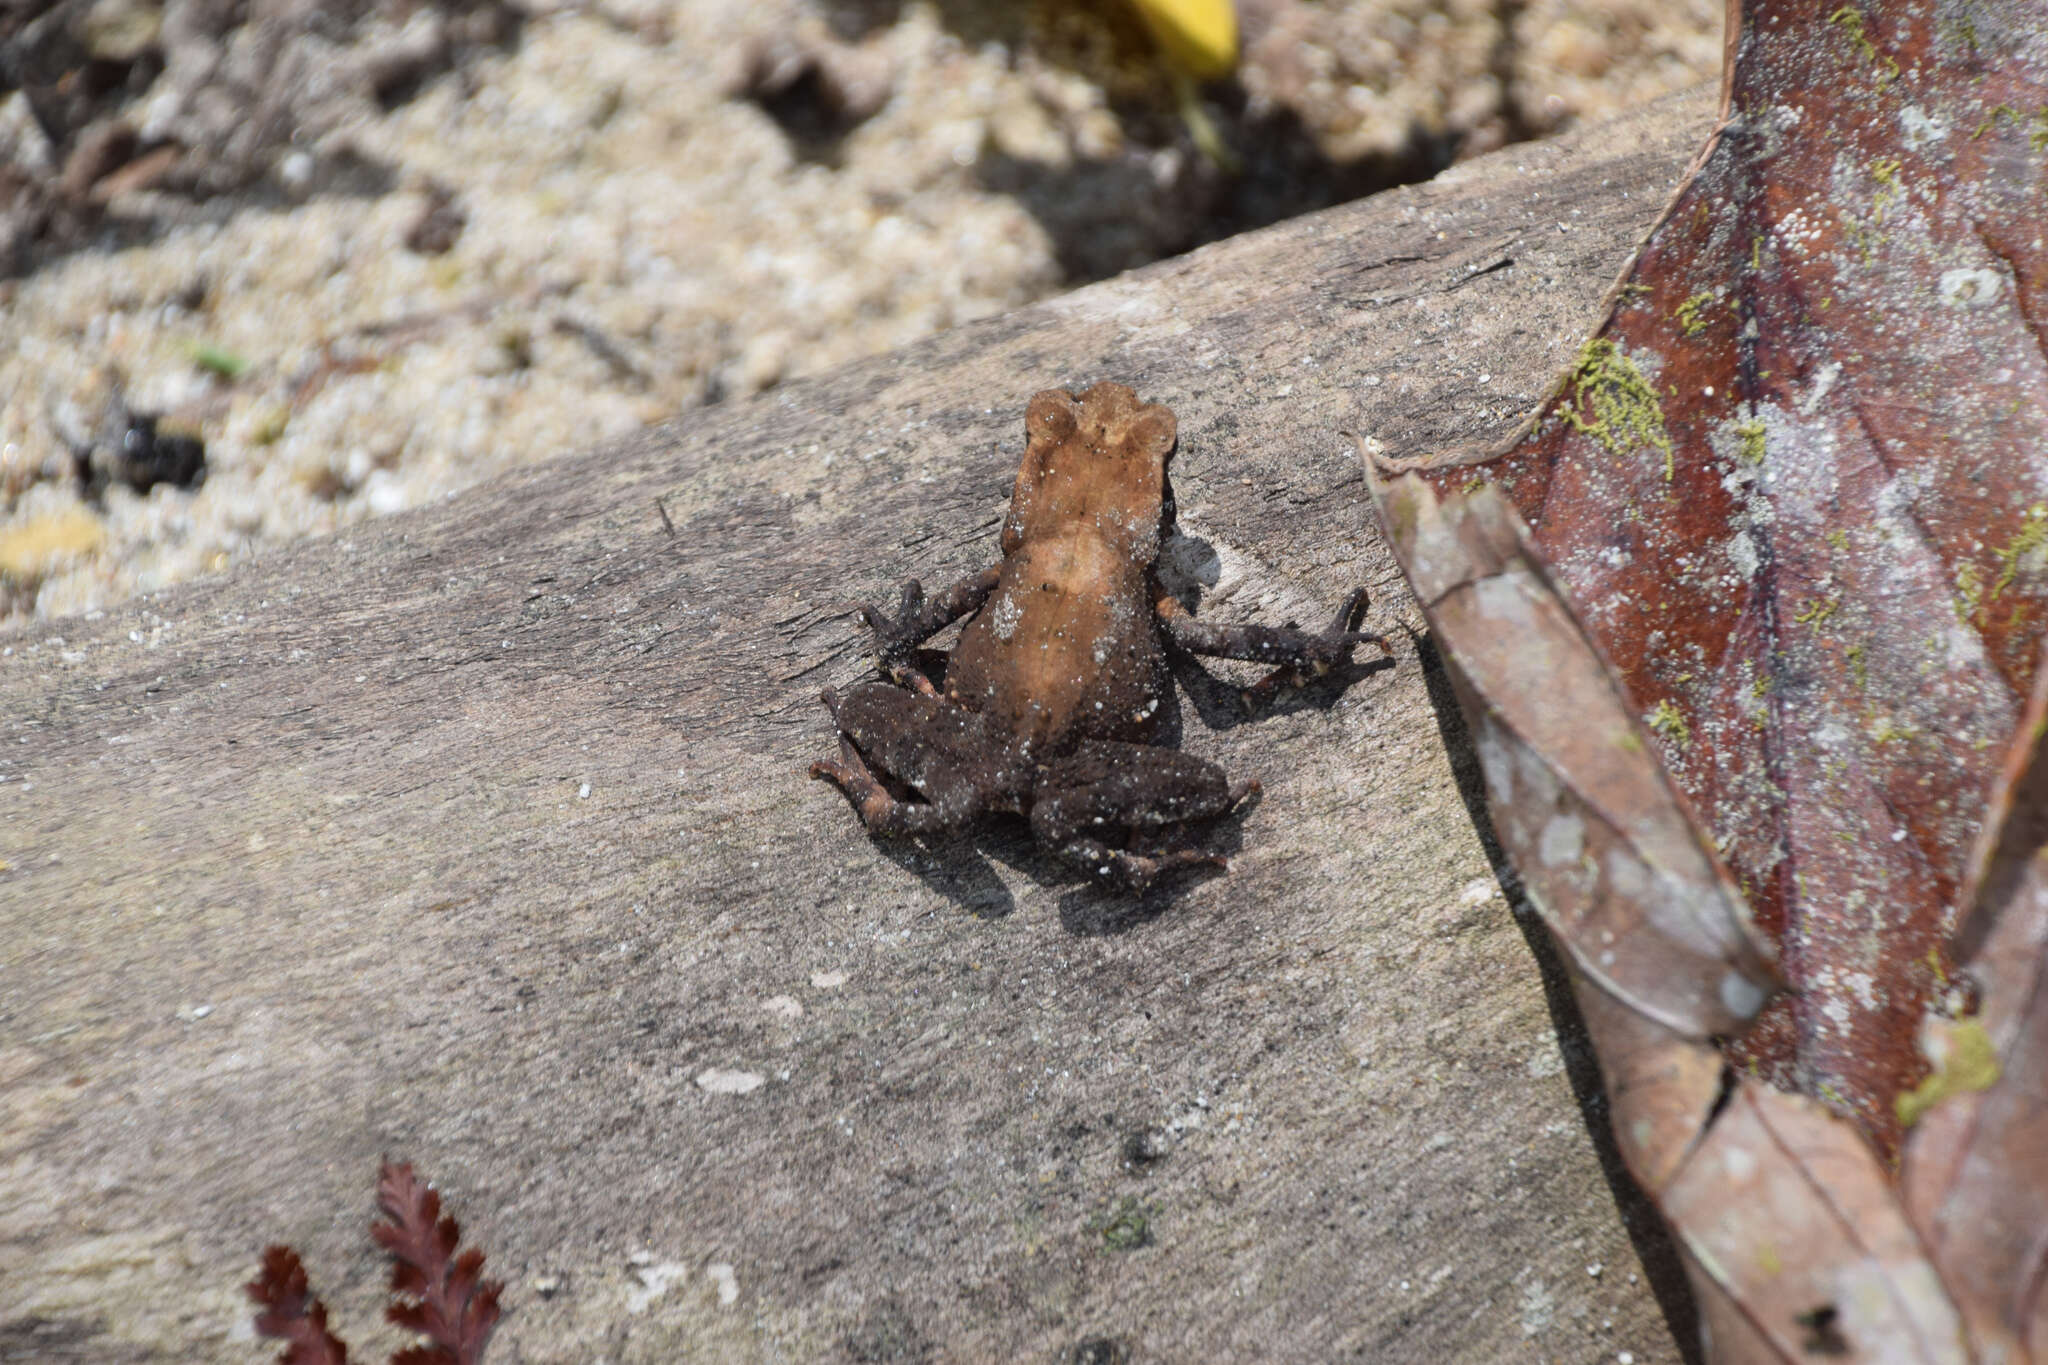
[
  {"x1": 1031, "y1": 741, "x2": 1258, "y2": 891},
  {"x1": 810, "y1": 681, "x2": 1018, "y2": 837},
  {"x1": 810, "y1": 735, "x2": 963, "y2": 836},
  {"x1": 1054, "y1": 837, "x2": 1229, "y2": 894}
]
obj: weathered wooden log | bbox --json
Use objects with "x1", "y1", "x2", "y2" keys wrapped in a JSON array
[{"x1": 2, "y1": 87, "x2": 1714, "y2": 1361}]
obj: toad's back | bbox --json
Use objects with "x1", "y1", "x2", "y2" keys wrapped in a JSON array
[
  {"x1": 945, "y1": 383, "x2": 1178, "y2": 753},
  {"x1": 948, "y1": 533, "x2": 1167, "y2": 751}
]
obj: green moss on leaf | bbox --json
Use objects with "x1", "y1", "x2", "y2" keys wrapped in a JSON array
[
  {"x1": 1828, "y1": 4, "x2": 1901, "y2": 84},
  {"x1": 1991, "y1": 503, "x2": 2048, "y2": 601},
  {"x1": 1956, "y1": 561, "x2": 1984, "y2": 623},
  {"x1": 1869, "y1": 156, "x2": 1903, "y2": 222},
  {"x1": 1561, "y1": 339, "x2": 1676, "y2": 482},
  {"x1": 1674, "y1": 291, "x2": 1717, "y2": 337},
  {"x1": 1793, "y1": 594, "x2": 1841, "y2": 628},
  {"x1": 1646, "y1": 698, "x2": 1689, "y2": 748},
  {"x1": 1734, "y1": 418, "x2": 1768, "y2": 466}
]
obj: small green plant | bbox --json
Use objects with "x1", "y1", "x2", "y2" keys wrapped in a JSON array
[
  {"x1": 191, "y1": 342, "x2": 250, "y2": 378},
  {"x1": 1096, "y1": 1196, "x2": 1153, "y2": 1251}
]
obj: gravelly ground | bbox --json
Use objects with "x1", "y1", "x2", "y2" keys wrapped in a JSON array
[{"x1": 0, "y1": 0, "x2": 1717, "y2": 625}]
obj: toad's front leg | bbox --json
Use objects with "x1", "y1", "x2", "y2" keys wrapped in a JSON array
[
  {"x1": 857, "y1": 564, "x2": 1001, "y2": 676},
  {"x1": 1156, "y1": 586, "x2": 1389, "y2": 708}
]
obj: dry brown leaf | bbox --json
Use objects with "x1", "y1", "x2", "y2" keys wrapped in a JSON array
[
  {"x1": 1665, "y1": 1080, "x2": 1965, "y2": 1363},
  {"x1": 1367, "y1": 0, "x2": 2048, "y2": 1358},
  {"x1": 1374, "y1": 476, "x2": 1779, "y2": 1041}
]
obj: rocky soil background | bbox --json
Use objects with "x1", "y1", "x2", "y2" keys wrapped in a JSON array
[{"x1": 0, "y1": 0, "x2": 1717, "y2": 625}]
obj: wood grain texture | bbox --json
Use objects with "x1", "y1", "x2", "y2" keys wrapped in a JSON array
[{"x1": 0, "y1": 88, "x2": 1715, "y2": 1361}]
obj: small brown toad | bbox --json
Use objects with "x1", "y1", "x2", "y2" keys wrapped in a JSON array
[{"x1": 811, "y1": 382, "x2": 1386, "y2": 891}]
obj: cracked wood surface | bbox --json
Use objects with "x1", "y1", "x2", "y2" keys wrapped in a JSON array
[{"x1": 3, "y1": 88, "x2": 1714, "y2": 1362}]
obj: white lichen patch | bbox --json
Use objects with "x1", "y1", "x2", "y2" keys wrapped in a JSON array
[
  {"x1": 1821, "y1": 995, "x2": 1853, "y2": 1031},
  {"x1": 1897, "y1": 105, "x2": 1948, "y2": 149},
  {"x1": 1842, "y1": 970, "x2": 1878, "y2": 1010},
  {"x1": 1642, "y1": 868, "x2": 1750, "y2": 963},
  {"x1": 1473, "y1": 571, "x2": 1537, "y2": 625},
  {"x1": 1510, "y1": 735, "x2": 1565, "y2": 811},
  {"x1": 1937, "y1": 267, "x2": 2003, "y2": 308},
  {"x1": 1723, "y1": 528, "x2": 1761, "y2": 580},
  {"x1": 1797, "y1": 361, "x2": 1842, "y2": 417},
  {"x1": 1477, "y1": 717, "x2": 1517, "y2": 807},
  {"x1": 1737, "y1": 100, "x2": 1805, "y2": 159},
  {"x1": 1604, "y1": 847, "x2": 1651, "y2": 905},
  {"x1": 1742, "y1": 405, "x2": 1843, "y2": 532},
  {"x1": 1539, "y1": 814, "x2": 1584, "y2": 868}
]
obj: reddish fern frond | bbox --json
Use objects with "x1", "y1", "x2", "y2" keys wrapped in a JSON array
[
  {"x1": 371, "y1": 1161, "x2": 504, "y2": 1365},
  {"x1": 246, "y1": 1244, "x2": 351, "y2": 1365}
]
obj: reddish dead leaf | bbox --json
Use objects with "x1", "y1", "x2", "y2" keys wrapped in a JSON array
[
  {"x1": 1383, "y1": 0, "x2": 2048, "y2": 1161},
  {"x1": 246, "y1": 1244, "x2": 351, "y2": 1365},
  {"x1": 1899, "y1": 651, "x2": 2048, "y2": 1359},
  {"x1": 372, "y1": 1161, "x2": 504, "y2": 1365},
  {"x1": 249, "y1": 1163, "x2": 504, "y2": 1365},
  {"x1": 1375, "y1": 462, "x2": 1984, "y2": 1361},
  {"x1": 1370, "y1": 0, "x2": 2048, "y2": 1358},
  {"x1": 1414, "y1": 0, "x2": 2048, "y2": 1158}
]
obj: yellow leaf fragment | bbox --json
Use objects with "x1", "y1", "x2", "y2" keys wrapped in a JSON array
[{"x1": 1127, "y1": 0, "x2": 1237, "y2": 79}]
